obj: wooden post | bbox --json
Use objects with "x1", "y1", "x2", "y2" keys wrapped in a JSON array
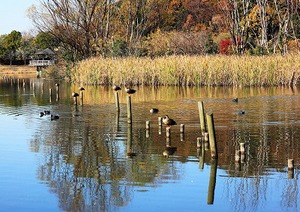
[
  {"x1": 127, "y1": 96, "x2": 132, "y2": 124},
  {"x1": 146, "y1": 121, "x2": 150, "y2": 130},
  {"x1": 158, "y1": 117, "x2": 162, "y2": 126},
  {"x1": 206, "y1": 113, "x2": 218, "y2": 159},
  {"x1": 180, "y1": 124, "x2": 185, "y2": 133},
  {"x1": 166, "y1": 127, "x2": 171, "y2": 138},
  {"x1": 80, "y1": 91, "x2": 84, "y2": 105},
  {"x1": 198, "y1": 101, "x2": 206, "y2": 134},
  {"x1": 74, "y1": 96, "x2": 78, "y2": 105},
  {"x1": 199, "y1": 137, "x2": 205, "y2": 170},
  {"x1": 115, "y1": 92, "x2": 120, "y2": 111},
  {"x1": 197, "y1": 137, "x2": 202, "y2": 148}
]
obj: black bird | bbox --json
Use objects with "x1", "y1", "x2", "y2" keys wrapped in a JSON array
[
  {"x1": 112, "y1": 84, "x2": 121, "y2": 91},
  {"x1": 79, "y1": 87, "x2": 85, "y2": 91},
  {"x1": 162, "y1": 115, "x2": 177, "y2": 127},
  {"x1": 232, "y1": 98, "x2": 238, "y2": 102},
  {"x1": 51, "y1": 115, "x2": 59, "y2": 121},
  {"x1": 40, "y1": 112, "x2": 45, "y2": 117},
  {"x1": 125, "y1": 87, "x2": 136, "y2": 95},
  {"x1": 150, "y1": 108, "x2": 159, "y2": 114},
  {"x1": 44, "y1": 110, "x2": 50, "y2": 115},
  {"x1": 72, "y1": 92, "x2": 79, "y2": 97}
]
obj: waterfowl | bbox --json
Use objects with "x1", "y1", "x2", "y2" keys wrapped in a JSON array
[
  {"x1": 239, "y1": 110, "x2": 245, "y2": 115},
  {"x1": 232, "y1": 98, "x2": 238, "y2": 102},
  {"x1": 79, "y1": 87, "x2": 85, "y2": 91},
  {"x1": 163, "y1": 147, "x2": 177, "y2": 158},
  {"x1": 44, "y1": 110, "x2": 50, "y2": 115},
  {"x1": 125, "y1": 87, "x2": 136, "y2": 95},
  {"x1": 150, "y1": 108, "x2": 159, "y2": 114},
  {"x1": 72, "y1": 92, "x2": 79, "y2": 97},
  {"x1": 55, "y1": 83, "x2": 60, "y2": 86},
  {"x1": 51, "y1": 114, "x2": 59, "y2": 120},
  {"x1": 40, "y1": 112, "x2": 45, "y2": 117},
  {"x1": 112, "y1": 84, "x2": 121, "y2": 91},
  {"x1": 162, "y1": 115, "x2": 177, "y2": 127}
]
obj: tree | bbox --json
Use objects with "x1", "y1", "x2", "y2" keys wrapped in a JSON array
[
  {"x1": 2, "y1": 30, "x2": 22, "y2": 65},
  {"x1": 28, "y1": 0, "x2": 117, "y2": 60}
]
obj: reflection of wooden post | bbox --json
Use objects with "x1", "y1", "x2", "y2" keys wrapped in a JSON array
[
  {"x1": 127, "y1": 96, "x2": 132, "y2": 124},
  {"x1": 198, "y1": 137, "x2": 205, "y2": 169},
  {"x1": 198, "y1": 101, "x2": 206, "y2": 134},
  {"x1": 127, "y1": 123, "x2": 136, "y2": 157},
  {"x1": 206, "y1": 113, "x2": 217, "y2": 159},
  {"x1": 55, "y1": 83, "x2": 60, "y2": 101},
  {"x1": 288, "y1": 159, "x2": 294, "y2": 179},
  {"x1": 240, "y1": 143, "x2": 245, "y2": 163},
  {"x1": 204, "y1": 132, "x2": 209, "y2": 150},
  {"x1": 49, "y1": 88, "x2": 52, "y2": 102},
  {"x1": 207, "y1": 159, "x2": 217, "y2": 204},
  {"x1": 115, "y1": 92, "x2": 120, "y2": 111}
]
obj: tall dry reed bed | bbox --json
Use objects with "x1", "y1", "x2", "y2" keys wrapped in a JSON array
[{"x1": 71, "y1": 55, "x2": 300, "y2": 86}]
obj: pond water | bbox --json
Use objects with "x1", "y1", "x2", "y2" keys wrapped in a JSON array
[{"x1": 0, "y1": 77, "x2": 299, "y2": 212}]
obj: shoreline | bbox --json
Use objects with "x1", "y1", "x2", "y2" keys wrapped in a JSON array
[{"x1": 0, "y1": 65, "x2": 37, "y2": 77}]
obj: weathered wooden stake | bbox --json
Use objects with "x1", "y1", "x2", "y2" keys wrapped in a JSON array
[
  {"x1": 180, "y1": 124, "x2": 185, "y2": 133},
  {"x1": 197, "y1": 137, "x2": 202, "y2": 148},
  {"x1": 158, "y1": 117, "x2": 162, "y2": 126},
  {"x1": 206, "y1": 113, "x2": 218, "y2": 159},
  {"x1": 198, "y1": 101, "x2": 206, "y2": 134},
  {"x1": 166, "y1": 127, "x2": 171, "y2": 138},
  {"x1": 115, "y1": 92, "x2": 120, "y2": 111},
  {"x1": 158, "y1": 126, "x2": 162, "y2": 135},
  {"x1": 80, "y1": 91, "x2": 84, "y2": 105},
  {"x1": 146, "y1": 121, "x2": 150, "y2": 130},
  {"x1": 199, "y1": 138, "x2": 205, "y2": 170},
  {"x1": 127, "y1": 95, "x2": 132, "y2": 124},
  {"x1": 235, "y1": 150, "x2": 240, "y2": 163}
]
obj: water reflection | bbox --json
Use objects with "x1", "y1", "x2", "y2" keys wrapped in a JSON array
[{"x1": 0, "y1": 77, "x2": 300, "y2": 211}]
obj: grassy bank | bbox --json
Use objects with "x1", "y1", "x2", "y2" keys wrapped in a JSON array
[
  {"x1": 71, "y1": 55, "x2": 300, "y2": 86},
  {"x1": 0, "y1": 65, "x2": 36, "y2": 77}
]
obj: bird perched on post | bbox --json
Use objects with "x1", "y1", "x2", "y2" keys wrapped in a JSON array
[
  {"x1": 162, "y1": 115, "x2": 177, "y2": 127},
  {"x1": 113, "y1": 84, "x2": 121, "y2": 92},
  {"x1": 150, "y1": 108, "x2": 159, "y2": 114},
  {"x1": 72, "y1": 92, "x2": 79, "y2": 97},
  {"x1": 125, "y1": 86, "x2": 136, "y2": 95},
  {"x1": 79, "y1": 87, "x2": 85, "y2": 91}
]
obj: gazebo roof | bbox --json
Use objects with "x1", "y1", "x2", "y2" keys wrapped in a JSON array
[{"x1": 35, "y1": 48, "x2": 55, "y2": 55}]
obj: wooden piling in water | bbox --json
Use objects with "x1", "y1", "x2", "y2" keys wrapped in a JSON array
[
  {"x1": 180, "y1": 124, "x2": 185, "y2": 133},
  {"x1": 198, "y1": 101, "x2": 206, "y2": 134},
  {"x1": 197, "y1": 137, "x2": 202, "y2": 148},
  {"x1": 146, "y1": 121, "x2": 150, "y2": 130},
  {"x1": 166, "y1": 127, "x2": 171, "y2": 138},
  {"x1": 158, "y1": 117, "x2": 162, "y2": 126},
  {"x1": 206, "y1": 113, "x2": 217, "y2": 159},
  {"x1": 127, "y1": 96, "x2": 132, "y2": 124},
  {"x1": 80, "y1": 91, "x2": 84, "y2": 105},
  {"x1": 115, "y1": 92, "x2": 120, "y2": 111},
  {"x1": 240, "y1": 143, "x2": 245, "y2": 163}
]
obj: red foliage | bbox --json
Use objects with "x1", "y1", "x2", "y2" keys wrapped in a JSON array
[{"x1": 219, "y1": 39, "x2": 232, "y2": 54}]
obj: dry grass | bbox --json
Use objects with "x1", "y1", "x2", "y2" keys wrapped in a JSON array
[
  {"x1": 0, "y1": 65, "x2": 36, "y2": 77},
  {"x1": 70, "y1": 55, "x2": 300, "y2": 86}
]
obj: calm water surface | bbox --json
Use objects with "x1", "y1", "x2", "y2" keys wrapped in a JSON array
[{"x1": 0, "y1": 77, "x2": 299, "y2": 212}]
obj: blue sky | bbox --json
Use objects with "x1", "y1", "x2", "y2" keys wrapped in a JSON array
[{"x1": 0, "y1": 0, "x2": 39, "y2": 35}]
